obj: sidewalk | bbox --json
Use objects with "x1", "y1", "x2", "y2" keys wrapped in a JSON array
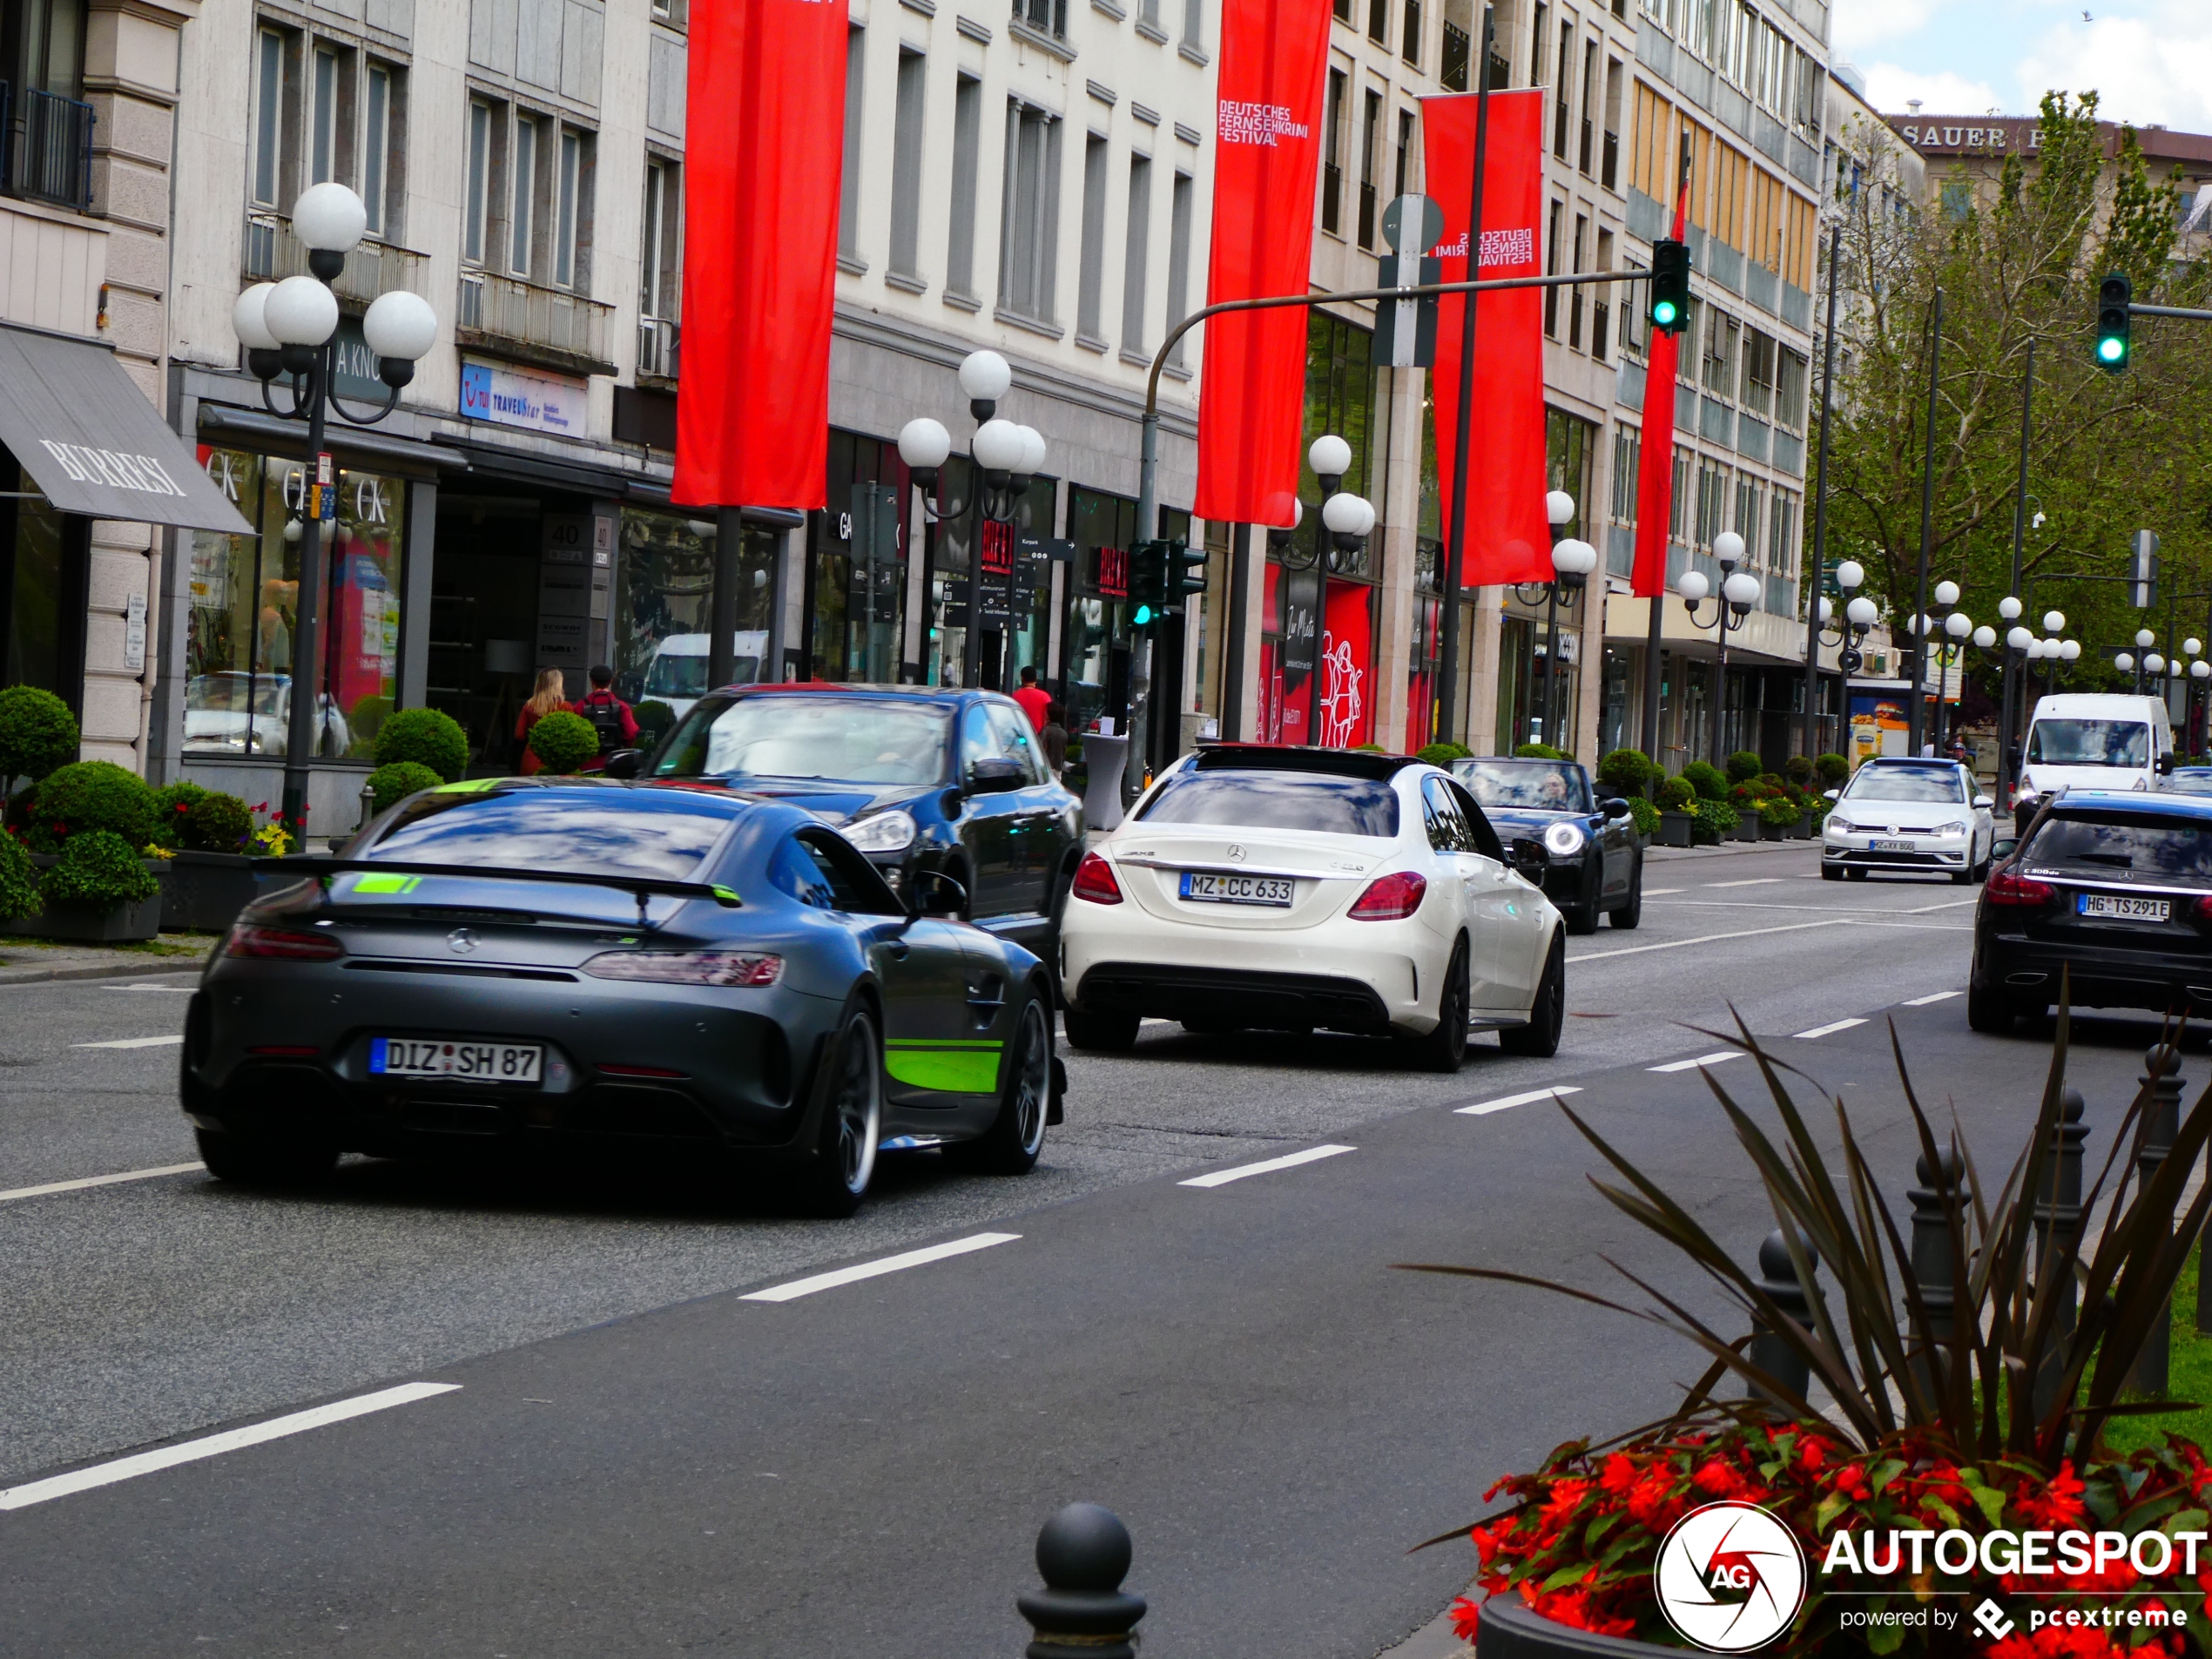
[
  {"x1": 1644, "y1": 835, "x2": 1821, "y2": 867},
  {"x1": 0, "y1": 934, "x2": 213, "y2": 987}
]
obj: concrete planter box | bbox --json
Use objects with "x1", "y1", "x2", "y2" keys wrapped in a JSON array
[
  {"x1": 1759, "y1": 816, "x2": 1791, "y2": 840},
  {"x1": 1656, "y1": 810, "x2": 1696, "y2": 847},
  {"x1": 161, "y1": 851, "x2": 261, "y2": 934},
  {"x1": 4, "y1": 854, "x2": 167, "y2": 943},
  {"x1": 1731, "y1": 813, "x2": 1763, "y2": 843}
]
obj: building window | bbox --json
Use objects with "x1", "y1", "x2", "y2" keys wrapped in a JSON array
[
  {"x1": 1733, "y1": 475, "x2": 1762, "y2": 566},
  {"x1": 310, "y1": 45, "x2": 340, "y2": 185},
  {"x1": 1531, "y1": 1, "x2": 1547, "y2": 86},
  {"x1": 252, "y1": 28, "x2": 288, "y2": 208},
  {"x1": 1608, "y1": 425, "x2": 1638, "y2": 527},
  {"x1": 363, "y1": 64, "x2": 393, "y2": 235},
  {"x1": 1740, "y1": 327, "x2": 1776, "y2": 417},
  {"x1": 1332, "y1": 0, "x2": 1351, "y2": 22},
  {"x1": 1320, "y1": 68, "x2": 1345, "y2": 236},
  {"x1": 1182, "y1": 0, "x2": 1203, "y2": 51},
  {"x1": 839, "y1": 26, "x2": 865, "y2": 263},
  {"x1": 1568, "y1": 212, "x2": 1587, "y2": 350},
  {"x1": 1357, "y1": 88, "x2": 1381, "y2": 250},
  {"x1": 1076, "y1": 132, "x2": 1109, "y2": 341},
  {"x1": 1552, "y1": 20, "x2": 1572, "y2": 158},
  {"x1": 641, "y1": 154, "x2": 680, "y2": 320},
  {"x1": 1016, "y1": 0, "x2": 1069, "y2": 39},
  {"x1": 554, "y1": 127, "x2": 585, "y2": 289},
  {"x1": 998, "y1": 101, "x2": 1062, "y2": 321},
  {"x1": 1400, "y1": 0, "x2": 1420, "y2": 64},
  {"x1": 1593, "y1": 226, "x2": 1612, "y2": 362},
  {"x1": 1394, "y1": 106, "x2": 1415, "y2": 198},
  {"x1": 1367, "y1": 0, "x2": 1387, "y2": 44},
  {"x1": 1702, "y1": 309, "x2": 1737, "y2": 398},
  {"x1": 1122, "y1": 152, "x2": 1151, "y2": 354},
  {"x1": 1669, "y1": 445, "x2": 1690, "y2": 543},
  {"x1": 1542, "y1": 199, "x2": 1561, "y2": 335},
  {"x1": 511, "y1": 113, "x2": 541, "y2": 274},
  {"x1": 1578, "y1": 38, "x2": 1596, "y2": 174},
  {"x1": 1776, "y1": 347, "x2": 1809, "y2": 432},
  {"x1": 464, "y1": 98, "x2": 498, "y2": 266},
  {"x1": 948, "y1": 72, "x2": 982, "y2": 300},
  {"x1": 1166, "y1": 170, "x2": 1194, "y2": 367},
  {"x1": 888, "y1": 49, "x2": 927, "y2": 280},
  {"x1": 1602, "y1": 57, "x2": 1622, "y2": 189},
  {"x1": 1440, "y1": 17, "x2": 1468, "y2": 90}
]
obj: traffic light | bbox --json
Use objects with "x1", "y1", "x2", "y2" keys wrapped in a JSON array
[
  {"x1": 1128, "y1": 540, "x2": 1169, "y2": 627},
  {"x1": 1168, "y1": 542, "x2": 1206, "y2": 610},
  {"x1": 2096, "y1": 272, "x2": 2132, "y2": 371},
  {"x1": 1648, "y1": 239, "x2": 1690, "y2": 335}
]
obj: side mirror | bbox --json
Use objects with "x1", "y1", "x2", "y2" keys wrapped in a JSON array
[
  {"x1": 966, "y1": 757, "x2": 1026, "y2": 794},
  {"x1": 1973, "y1": 793, "x2": 1993, "y2": 810},
  {"x1": 1824, "y1": 788, "x2": 1840, "y2": 802},
  {"x1": 1600, "y1": 797, "x2": 1632, "y2": 819},
  {"x1": 909, "y1": 868, "x2": 968, "y2": 918},
  {"x1": 1991, "y1": 835, "x2": 2018, "y2": 865},
  {"x1": 2158, "y1": 752, "x2": 2176, "y2": 775},
  {"x1": 601, "y1": 749, "x2": 642, "y2": 779},
  {"x1": 1507, "y1": 837, "x2": 1549, "y2": 880}
]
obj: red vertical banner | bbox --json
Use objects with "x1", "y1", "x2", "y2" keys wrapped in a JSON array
[
  {"x1": 1633, "y1": 173, "x2": 1691, "y2": 597},
  {"x1": 1192, "y1": 0, "x2": 1333, "y2": 529},
  {"x1": 672, "y1": 0, "x2": 846, "y2": 511},
  {"x1": 1320, "y1": 581, "x2": 1373, "y2": 747},
  {"x1": 1420, "y1": 90, "x2": 1550, "y2": 588}
]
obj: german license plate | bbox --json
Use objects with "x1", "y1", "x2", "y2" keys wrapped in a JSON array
[
  {"x1": 369, "y1": 1037, "x2": 543, "y2": 1083},
  {"x1": 1869, "y1": 839, "x2": 1915, "y2": 853},
  {"x1": 1179, "y1": 871, "x2": 1294, "y2": 907},
  {"x1": 2079, "y1": 893, "x2": 2170, "y2": 921}
]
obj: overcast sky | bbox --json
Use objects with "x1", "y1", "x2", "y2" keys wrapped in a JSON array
[{"x1": 1843, "y1": 0, "x2": 2212, "y2": 132}]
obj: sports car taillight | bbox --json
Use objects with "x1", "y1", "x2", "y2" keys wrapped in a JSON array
[
  {"x1": 1348, "y1": 871, "x2": 1426, "y2": 920},
  {"x1": 583, "y1": 950, "x2": 784, "y2": 986},
  {"x1": 224, "y1": 923, "x2": 345, "y2": 961},
  {"x1": 1070, "y1": 852, "x2": 1123, "y2": 906},
  {"x1": 1985, "y1": 867, "x2": 2056, "y2": 907}
]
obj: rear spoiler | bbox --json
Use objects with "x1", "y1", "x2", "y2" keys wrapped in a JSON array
[{"x1": 258, "y1": 859, "x2": 742, "y2": 918}]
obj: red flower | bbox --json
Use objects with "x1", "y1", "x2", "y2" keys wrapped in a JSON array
[
  {"x1": 1538, "y1": 1478, "x2": 1592, "y2": 1533},
  {"x1": 1795, "y1": 1435, "x2": 1827, "y2": 1473},
  {"x1": 1626, "y1": 1467, "x2": 1681, "y2": 1529},
  {"x1": 1598, "y1": 1453, "x2": 1638, "y2": 1496},
  {"x1": 1448, "y1": 1598, "x2": 1480, "y2": 1642},
  {"x1": 1832, "y1": 1463, "x2": 1872, "y2": 1501},
  {"x1": 1692, "y1": 1459, "x2": 1743, "y2": 1498},
  {"x1": 2016, "y1": 1460, "x2": 2087, "y2": 1529}
]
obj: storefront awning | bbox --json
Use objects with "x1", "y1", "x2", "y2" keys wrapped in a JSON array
[{"x1": 0, "y1": 324, "x2": 251, "y2": 533}]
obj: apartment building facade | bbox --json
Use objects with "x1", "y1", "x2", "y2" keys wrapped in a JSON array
[{"x1": 150, "y1": 0, "x2": 1213, "y2": 819}]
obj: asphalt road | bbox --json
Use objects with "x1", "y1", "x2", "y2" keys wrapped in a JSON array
[{"x1": 0, "y1": 840, "x2": 2184, "y2": 1657}]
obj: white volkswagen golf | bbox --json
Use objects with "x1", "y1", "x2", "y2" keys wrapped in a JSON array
[{"x1": 1058, "y1": 747, "x2": 1567, "y2": 1069}]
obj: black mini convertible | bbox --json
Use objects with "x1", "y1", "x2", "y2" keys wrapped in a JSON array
[{"x1": 180, "y1": 779, "x2": 1061, "y2": 1215}]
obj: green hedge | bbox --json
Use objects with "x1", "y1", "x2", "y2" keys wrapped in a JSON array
[
  {"x1": 0, "y1": 829, "x2": 37, "y2": 921},
  {"x1": 1815, "y1": 752, "x2": 1850, "y2": 786},
  {"x1": 0, "y1": 685, "x2": 78, "y2": 790},
  {"x1": 526, "y1": 710, "x2": 600, "y2": 775},
  {"x1": 1627, "y1": 797, "x2": 1662, "y2": 839},
  {"x1": 1596, "y1": 748, "x2": 1656, "y2": 798},
  {"x1": 368, "y1": 761, "x2": 444, "y2": 817},
  {"x1": 1725, "y1": 750, "x2": 1764, "y2": 784},
  {"x1": 374, "y1": 707, "x2": 469, "y2": 783},
  {"x1": 186, "y1": 792, "x2": 254, "y2": 854},
  {"x1": 1680, "y1": 760, "x2": 1728, "y2": 800},
  {"x1": 1655, "y1": 776, "x2": 1696, "y2": 812},
  {"x1": 1514, "y1": 742, "x2": 1566, "y2": 759},
  {"x1": 1692, "y1": 799, "x2": 1741, "y2": 842},
  {"x1": 1757, "y1": 795, "x2": 1804, "y2": 826},
  {"x1": 33, "y1": 761, "x2": 158, "y2": 851},
  {"x1": 1416, "y1": 741, "x2": 1472, "y2": 768},
  {"x1": 42, "y1": 829, "x2": 157, "y2": 910},
  {"x1": 151, "y1": 780, "x2": 210, "y2": 846}
]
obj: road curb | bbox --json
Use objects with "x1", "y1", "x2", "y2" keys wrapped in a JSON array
[{"x1": 0, "y1": 957, "x2": 207, "y2": 987}]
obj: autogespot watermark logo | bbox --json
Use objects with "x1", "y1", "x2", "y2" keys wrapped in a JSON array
[{"x1": 1655, "y1": 1501, "x2": 1809, "y2": 1652}]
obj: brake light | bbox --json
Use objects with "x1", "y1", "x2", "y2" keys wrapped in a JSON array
[
  {"x1": 1349, "y1": 871, "x2": 1427, "y2": 920},
  {"x1": 2195, "y1": 895, "x2": 2212, "y2": 923},
  {"x1": 1071, "y1": 852, "x2": 1123, "y2": 906},
  {"x1": 583, "y1": 950, "x2": 784, "y2": 986},
  {"x1": 1986, "y1": 867, "x2": 2057, "y2": 907},
  {"x1": 224, "y1": 924, "x2": 345, "y2": 961}
]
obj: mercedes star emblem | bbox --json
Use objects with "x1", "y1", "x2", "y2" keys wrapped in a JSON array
[
  {"x1": 447, "y1": 927, "x2": 478, "y2": 954},
  {"x1": 1226, "y1": 843, "x2": 1247, "y2": 862}
]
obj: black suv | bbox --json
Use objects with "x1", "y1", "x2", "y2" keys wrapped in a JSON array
[{"x1": 633, "y1": 684, "x2": 1085, "y2": 961}]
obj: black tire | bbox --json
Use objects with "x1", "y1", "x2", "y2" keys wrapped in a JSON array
[
  {"x1": 947, "y1": 995, "x2": 1052, "y2": 1175},
  {"x1": 1562, "y1": 865, "x2": 1602, "y2": 934},
  {"x1": 1951, "y1": 867, "x2": 1973, "y2": 886},
  {"x1": 795, "y1": 1004, "x2": 883, "y2": 1217},
  {"x1": 1406, "y1": 940, "x2": 1471, "y2": 1072},
  {"x1": 1966, "y1": 973, "x2": 2017, "y2": 1035},
  {"x1": 1062, "y1": 1003, "x2": 1140, "y2": 1051},
  {"x1": 1500, "y1": 932, "x2": 1566, "y2": 1058},
  {"x1": 193, "y1": 1126, "x2": 337, "y2": 1188},
  {"x1": 1820, "y1": 864, "x2": 1844, "y2": 881},
  {"x1": 1608, "y1": 859, "x2": 1642, "y2": 930}
]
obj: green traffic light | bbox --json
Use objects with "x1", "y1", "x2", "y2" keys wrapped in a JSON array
[
  {"x1": 2098, "y1": 336, "x2": 2126, "y2": 363},
  {"x1": 1652, "y1": 300, "x2": 1678, "y2": 327},
  {"x1": 1132, "y1": 604, "x2": 1155, "y2": 626}
]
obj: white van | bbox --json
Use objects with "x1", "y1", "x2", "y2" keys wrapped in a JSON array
[
  {"x1": 2015, "y1": 691, "x2": 2175, "y2": 812},
  {"x1": 638, "y1": 631, "x2": 768, "y2": 722}
]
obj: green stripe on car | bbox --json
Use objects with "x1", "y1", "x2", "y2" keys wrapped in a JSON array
[
  {"x1": 884, "y1": 1039, "x2": 1002, "y2": 1094},
  {"x1": 348, "y1": 873, "x2": 421, "y2": 894}
]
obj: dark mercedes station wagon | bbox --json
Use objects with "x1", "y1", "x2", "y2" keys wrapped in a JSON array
[{"x1": 1969, "y1": 790, "x2": 2212, "y2": 1031}]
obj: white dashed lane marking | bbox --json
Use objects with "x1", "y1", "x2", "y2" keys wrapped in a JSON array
[
  {"x1": 1794, "y1": 1017, "x2": 1867, "y2": 1040},
  {"x1": 1453, "y1": 1086, "x2": 1582, "y2": 1116},
  {"x1": 1649, "y1": 1051, "x2": 1747, "y2": 1074},
  {"x1": 1901, "y1": 990, "x2": 1962, "y2": 1007},
  {"x1": 1704, "y1": 878, "x2": 1785, "y2": 888},
  {"x1": 0, "y1": 1163, "x2": 204, "y2": 1205},
  {"x1": 739, "y1": 1233, "x2": 1021, "y2": 1303},
  {"x1": 71, "y1": 1035, "x2": 184, "y2": 1050},
  {"x1": 1180, "y1": 1144, "x2": 1357, "y2": 1189}
]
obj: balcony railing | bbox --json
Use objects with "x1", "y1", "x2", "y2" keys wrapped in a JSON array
[
  {"x1": 244, "y1": 212, "x2": 429, "y2": 308},
  {"x1": 637, "y1": 315, "x2": 679, "y2": 380},
  {"x1": 5, "y1": 84, "x2": 94, "y2": 208},
  {"x1": 1440, "y1": 21, "x2": 1469, "y2": 91},
  {"x1": 457, "y1": 268, "x2": 616, "y2": 375}
]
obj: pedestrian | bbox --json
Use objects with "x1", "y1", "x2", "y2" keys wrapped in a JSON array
[
  {"x1": 1012, "y1": 664, "x2": 1053, "y2": 735},
  {"x1": 514, "y1": 669, "x2": 570, "y2": 775},
  {"x1": 573, "y1": 663, "x2": 640, "y2": 771},
  {"x1": 1039, "y1": 701, "x2": 1069, "y2": 779}
]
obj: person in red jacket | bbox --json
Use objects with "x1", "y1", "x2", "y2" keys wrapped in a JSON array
[
  {"x1": 1012, "y1": 664, "x2": 1052, "y2": 735},
  {"x1": 573, "y1": 664, "x2": 640, "y2": 771}
]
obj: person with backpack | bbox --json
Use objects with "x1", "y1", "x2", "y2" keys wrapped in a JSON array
[{"x1": 574, "y1": 664, "x2": 639, "y2": 771}]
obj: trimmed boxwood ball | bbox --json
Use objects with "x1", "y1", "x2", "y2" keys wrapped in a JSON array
[
  {"x1": 1724, "y1": 749, "x2": 1764, "y2": 784},
  {"x1": 185, "y1": 792, "x2": 254, "y2": 853},
  {"x1": 33, "y1": 760, "x2": 158, "y2": 851},
  {"x1": 1784, "y1": 753, "x2": 1815, "y2": 785},
  {"x1": 0, "y1": 684, "x2": 78, "y2": 789},
  {"x1": 1655, "y1": 775, "x2": 1696, "y2": 811},
  {"x1": 151, "y1": 780, "x2": 212, "y2": 846},
  {"x1": 368, "y1": 761, "x2": 444, "y2": 817},
  {"x1": 526, "y1": 710, "x2": 600, "y2": 776},
  {"x1": 1415, "y1": 740, "x2": 1472, "y2": 768},
  {"x1": 1514, "y1": 741, "x2": 1565, "y2": 759},
  {"x1": 373, "y1": 706, "x2": 469, "y2": 783},
  {"x1": 42, "y1": 829, "x2": 158, "y2": 910},
  {"x1": 0, "y1": 828, "x2": 37, "y2": 922},
  {"x1": 634, "y1": 698, "x2": 676, "y2": 749},
  {"x1": 1679, "y1": 759, "x2": 1728, "y2": 800},
  {"x1": 1595, "y1": 747, "x2": 1655, "y2": 797},
  {"x1": 1816, "y1": 752, "x2": 1850, "y2": 786}
]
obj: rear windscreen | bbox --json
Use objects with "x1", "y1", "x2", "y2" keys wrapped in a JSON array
[
  {"x1": 1136, "y1": 769, "x2": 1400, "y2": 837},
  {"x1": 368, "y1": 791, "x2": 735, "y2": 880},
  {"x1": 2025, "y1": 814, "x2": 2212, "y2": 880}
]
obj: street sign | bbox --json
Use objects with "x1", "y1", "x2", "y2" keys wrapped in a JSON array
[
  {"x1": 1379, "y1": 192, "x2": 1445, "y2": 255},
  {"x1": 1376, "y1": 193, "x2": 1443, "y2": 369}
]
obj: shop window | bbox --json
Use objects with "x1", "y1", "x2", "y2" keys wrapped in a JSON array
[
  {"x1": 185, "y1": 448, "x2": 404, "y2": 762},
  {"x1": 0, "y1": 464, "x2": 80, "y2": 705}
]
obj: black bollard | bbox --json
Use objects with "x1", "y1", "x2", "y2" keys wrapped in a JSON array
[
  {"x1": 2130, "y1": 1044, "x2": 2183, "y2": 1396},
  {"x1": 2032, "y1": 1085, "x2": 2088, "y2": 1420},
  {"x1": 1747, "y1": 1229, "x2": 1820, "y2": 1407},
  {"x1": 1018, "y1": 1503, "x2": 1147, "y2": 1659},
  {"x1": 1906, "y1": 1143, "x2": 1963, "y2": 1399}
]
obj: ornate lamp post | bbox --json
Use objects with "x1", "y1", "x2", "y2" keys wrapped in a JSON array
[
  {"x1": 1678, "y1": 530, "x2": 1760, "y2": 766},
  {"x1": 1278, "y1": 434, "x2": 1374, "y2": 746},
  {"x1": 895, "y1": 349, "x2": 1047, "y2": 691},
  {"x1": 1514, "y1": 491, "x2": 1595, "y2": 750},
  {"x1": 230, "y1": 181, "x2": 438, "y2": 838}
]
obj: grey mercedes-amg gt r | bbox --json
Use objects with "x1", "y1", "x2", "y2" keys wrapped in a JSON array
[{"x1": 179, "y1": 778, "x2": 1060, "y2": 1216}]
